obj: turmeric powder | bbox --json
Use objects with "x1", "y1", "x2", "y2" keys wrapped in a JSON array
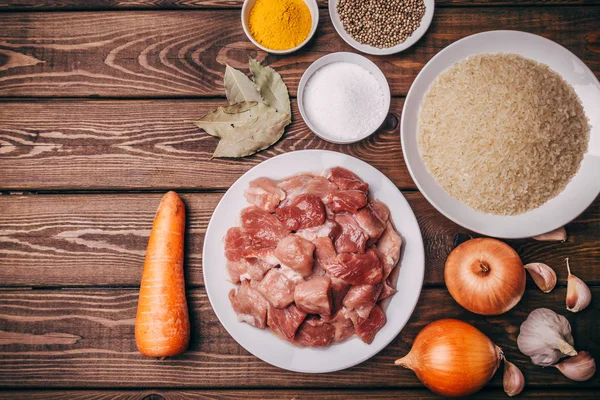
[{"x1": 248, "y1": 0, "x2": 312, "y2": 51}]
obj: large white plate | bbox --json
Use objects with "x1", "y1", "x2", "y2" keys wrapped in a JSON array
[
  {"x1": 203, "y1": 150, "x2": 425, "y2": 373},
  {"x1": 401, "y1": 31, "x2": 600, "y2": 239}
]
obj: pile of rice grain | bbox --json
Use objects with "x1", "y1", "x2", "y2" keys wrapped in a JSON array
[{"x1": 417, "y1": 53, "x2": 590, "y2": 215}]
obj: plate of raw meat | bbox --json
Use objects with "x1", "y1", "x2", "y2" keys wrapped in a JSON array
[{"x1": 203, "y1": 150, "x2": 424, "y2": 373}]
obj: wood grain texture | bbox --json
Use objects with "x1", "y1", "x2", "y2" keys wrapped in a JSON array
[
  {"x1": 0, "y1": 287, "x2": 598, "y2": 388},
  {"x1": 1, "y1": 389, "x2": 600, "y2": 400},
  {"x1": 0, "y1": 99, "x2": 407, "y2": 191},
  {"x1": 1, "y1": 0, "x2": 599, "y2": 10},
  {"x1": 0, "y1": 7, "x2": 599, "y2": 97},
  {"x1": 0, "y1": 192, "x2": 598, "y2": 287}
]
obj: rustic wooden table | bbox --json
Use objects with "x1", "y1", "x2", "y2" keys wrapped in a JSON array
[{"x1": 0, "y1": 0, "x2": 598, "y2": 398}]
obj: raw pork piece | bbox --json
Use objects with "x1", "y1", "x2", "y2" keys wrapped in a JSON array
[
  {"x1": 312, "y1": 237, "x2": 338, "y2": 270},
  {"x1": 354, "y1": 203, "x2": 387, "y2": 241},
  {"x1": 330, "y1": 277, "x2": 351, "y2": 314},
  {"x1": 324, "y1": 167, "x2": 369, "y2": 192},
  {"x1": 369, "y1": 199, "x2": 390, "y2": 223},
  {"x1": 226, "y1": 258, "x2": 273, "y2": 283},
  {"x1": 294, "y1": 317, "x2": 336, "y2": 347},
  {"x1": 329, "y1": 249, "x2": 383, "y2": 285},
  {"x1": 352, "y1": 304, "x2": 386, "y2": 344},
  {"x1": 378, "y1": 278, "x2": 397, "y2": 301},
  {"x1": 327, "y1": 309, "x2": 355, "y2": 343},
  {"x1": 224, "y1": 227, "x2": 254, "y2": 262},
  {"x1": 240, "y1": 206, "x2": 289, "y2": 248},
  {"x1": 294, "y1": 276, "x2": 333, "y2": 316},
  {"x1": 274, "y1": 235, "x2": 315, "y2": 277},
  {"x1": 277, "y1": 174, "x2": 314, "y2": 206},
  {"x1": 267, "y1": 303, "x2": 307, "y2": 341},
  {"x1": 296, "y1": 220, "x2": 341, "y2": 242},
  {"x1": 376, "y1": 221, "x2": 402, "y2": 279},
  {"x1": 250, "y1": 247, "x2": 280, "y2": 265},
  {"x1": 257, "y1": 268, "x2": 297, "y2": 309},
  {"x1": 342, "y1": 284, "x2": 383, "y2": 319},
  {"x1": 306, "y1": 176, "x2": 339, "y2": 200},
  {"x1": 229, "y1": 281, "x2": 269, "y2": 329},
  {"x1": 276, "y1": 194, "x2": 325, "y2": 231},
  {"x1": 244, "y1": 177, "x2": 286, "y2": 212},
  {"x1": 334, "y1": 214, "x2": 367, "y2": 254},
  {"x1": 323, "y1": 190, "x2": 367, "y2": 214}
]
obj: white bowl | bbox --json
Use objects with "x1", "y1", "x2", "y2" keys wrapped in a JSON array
[
  {"x1": 401, "y1": 30, "x2": 600, "y2": 239},
  {"x1": 297, "y1": 52, "x2": 391, "y2": 144},
  {"x1": 203, "y1": 150, "x2": 425, "y2": 373},
  {"x1": 241, "y1": 0, "x2": 319, "y2": 55},
  {"x1": 328, "y1": 0, "x2": 434, "y2": 56}
]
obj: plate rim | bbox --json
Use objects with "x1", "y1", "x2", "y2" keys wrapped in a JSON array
[{"x1": 202, "y1": 149, "x2": 425, "y2": 373}]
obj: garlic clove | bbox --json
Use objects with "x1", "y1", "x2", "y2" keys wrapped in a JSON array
[
  {"x1": 524, "y1": 262, "x2": 557, "y2": 293},
  {"x1": 503, "y1": 359, "x2": 525, "y2": 397},
  {"x1": 565, "y1": 258, "x2": 591, "y2": 313},
  {"x1": 554, "y1": 351, "x2": 596, "y2": 381},
  {"x1": 532, "y1": 227, "x2": 567, "y2": 242}
]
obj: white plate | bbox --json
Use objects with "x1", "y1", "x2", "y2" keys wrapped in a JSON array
[
  {"x1": 328, "y1": 0, "x2": 434, "y2": 56},
  {"x1": 203, "y1": 150, "x2": 425, "y2": 373},
  {"x1": 402, "y1": 30, "x2": 600, "y2": 239},
  {"x1": 297, "y1": 52, "x2": 391, "y2": 144}
]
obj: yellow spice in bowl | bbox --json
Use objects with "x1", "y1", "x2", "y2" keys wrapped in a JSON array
[{"x1": 249, "y1": 0, "x2": 312, "y2": 51}]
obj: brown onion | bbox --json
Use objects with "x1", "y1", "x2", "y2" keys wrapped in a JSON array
[
  {"x1": 445, "y1": 238, "x2": 525, "y2": 315},
  {"x1": 395, "y1": 319, "x2": 503, "y2": 397}
]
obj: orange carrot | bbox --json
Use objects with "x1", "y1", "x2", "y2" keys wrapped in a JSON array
[{"x1": 135, "y1": 191, "x2": 190, "y2": 357}]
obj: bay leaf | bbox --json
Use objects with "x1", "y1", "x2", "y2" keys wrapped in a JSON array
[
  {"x1": 224, "y1": 64, "x2": 262, "y2": 105},
  {"x1": 191, "y1": 101, "x2": 290, "y2": 158},
  {"x1": 249, "y1": 57, "x2": 292, "y2": 118}
]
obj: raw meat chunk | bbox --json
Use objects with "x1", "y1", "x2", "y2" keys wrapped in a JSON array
[
  {"x1": 329, "y1": 249, "x2": 383, "y2": 285},
  {"x1": 370, "y1": 199, "x2": 390, "y2": 223},
  {"x1": 312, "y1": 237, "x2": 338, "y2": 270},
  {"x1": 343, "y1": 284, "x2": 383, "y2": 319},
  {"x1": 267, "y1": 303, "x2": 307, "y2": 341},
  {"x1": 277, "y1": 174, "x2": 314, "y2": 205},
  {"x1": 324, "y1": 167, "x2": 369, "y2": 192},
  {"x1": 355, "y1": 203, "x2": 387, "y2": 241},
  {"x1": 306, "y1": 176, "x2": 339, "y2": 200},
  {"x1": 334, "y1": 214, "x2": 367, "y2": 253},
  {"x1": 274, "y1": 235, "x2": 315, "y2": 277},
  {"x1": 226, "y1": 258, "x2": 273, "y2": 283},
  {"x1": 296, "y1": 220, "x2": 341, "y2": 242},
  {"x1": 294, "y1": 317, "x2": 336, "y2": 347},
  {"x1": 378, "y1": 278, "x2": 397, "y2": 301},
  {"x1": 251, "y1": 247, "x2": 280, "y2": 265},
  {"x1": 353, "y1": 304, "x2": 386, "y2": 344},
  {"x1": 240, "y1": 206, "x2": 289, "y2": 248},
  {"x1": 327, "y1": 309, "x2": 355, "y2": 343},
  {"x1": 376, "y1": 222, "x2": 402, "y2": 279},
  {"x1": 224, "y1": 227, "x2": 254, "y2": 262},
  {"x1": 330, "y1": 277, "x2": 351, "y2": 314},
  {"x1": 257, "y1": 268, "x2": 297, "y2": 309},
  {"x1": 244, "y1": 177, "x2": 286, "y2": 212},
  {"x1": 323, "y1": 190, "x2": 367, "y2": 214},
  {"x1": 229, "y1": 281, "x2": 269, "y2": 329},
  {"x1": 276, "y1": 194, "x2": 325, "y2": 231},
  {"x1": 294, "y1": 276, "x2": 333, "y2": 316}
]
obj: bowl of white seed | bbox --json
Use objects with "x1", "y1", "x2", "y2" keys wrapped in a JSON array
[{"x1": 329, "y1": 0, "x2": 435, "y2": 56}]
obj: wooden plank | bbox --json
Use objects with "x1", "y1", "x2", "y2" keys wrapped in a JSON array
[
  {"x1": 1, "y1": 389, "x2": 600, "y2": 400},
  {"x1": 1, "y1": 0, "x2": 599, "y2": 11},
  {"x1": 0, "y1": 99, "x2": 408, "y2": 191},
  {"x1": 0, "y1": 7, "x2": 598, "y2": 97},
  {"x1": 0, "y1": 287, "x2": 597, "y2": 388},
  {"x1": 0, "y1": 192, "x2": 598, "y2": 287}
]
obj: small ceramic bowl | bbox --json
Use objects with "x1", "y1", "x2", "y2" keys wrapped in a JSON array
[
  {"x1": 329, "y1": 0, "x2": 435, "y2": 56},
  {"x1": 298, "y1": 52, "x2": 391, "y2": 144},
  {"x1": 241, "y1": 0, "x2": 319, "y2": 55}
]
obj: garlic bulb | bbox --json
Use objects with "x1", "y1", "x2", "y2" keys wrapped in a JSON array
[
  {"x1": 503, "y1": 359, "x2": 525, "y2": 397},
  {"x1": 532, "y1": 227, "x2": 567, "y2": 242},
  {"x1": 565, "y1": 258, "x2": 592, "y2": 313},
  {"x1": 517, "y1": 308, "x2": 576, "y2": 366},
  {"x1": 554, "y1": 351, "x2": 596, "y2": 381},
  {"x1": 524, "y1": 262, "x2": 557, "y2": 293}
]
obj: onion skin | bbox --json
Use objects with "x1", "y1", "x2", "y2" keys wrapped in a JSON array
[
  {"x1": 445, "y1": 238, "x2": 525, "y2": 315},
  {"x1": 395, "y1": 319, "x2": 503, "y2": 397}
]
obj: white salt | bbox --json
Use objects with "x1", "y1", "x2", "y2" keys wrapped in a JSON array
[{"x1": 303, "y1": 61, "x2": 386, "y2": 140}]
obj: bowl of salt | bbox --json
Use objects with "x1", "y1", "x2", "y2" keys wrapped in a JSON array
[{"x1": 298, "y1": 52, "x2": 391, "y2": 144}]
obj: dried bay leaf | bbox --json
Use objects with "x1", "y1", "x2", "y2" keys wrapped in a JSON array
[
  {"x1": 249, "y1": 57, "x2": 292, "y2": 118},
  {"x1": 191, "y1": 102, "x2": 289, "y2": 158},
  {"x1": 224, "y1": 64, "x2": 262, "y2": 105}
]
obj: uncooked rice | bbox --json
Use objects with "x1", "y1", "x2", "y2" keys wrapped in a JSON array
[{"x1": 417, "y1": 53, "x2": 590, "y2": 215}]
